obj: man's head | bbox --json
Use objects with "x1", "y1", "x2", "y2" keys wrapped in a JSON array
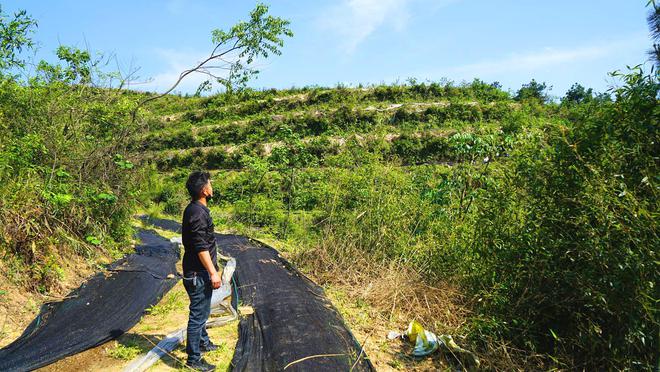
[{"x1": 186, "y1": 171, "x2": 213, "y2": 201}]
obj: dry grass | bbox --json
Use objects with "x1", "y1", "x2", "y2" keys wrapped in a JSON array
[
  {"x1": 290, "y1": 238, "x2": 544, "y2": 371},
  {"x1": 291, "y1": 241, "x2": 471, "y2": 370}
]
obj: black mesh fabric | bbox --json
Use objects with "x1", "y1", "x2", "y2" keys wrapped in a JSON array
[
  {"x1": 0, "y1": 230, "x2": 179, "y2": 372},
  {"x1": 146, "y1": 217, "x2": 375, "y2": 371}
]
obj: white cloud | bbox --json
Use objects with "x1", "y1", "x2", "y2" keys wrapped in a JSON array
[
  {"x1": 321, "y1": 0, "x2": 460, "y2": 53},
  {"x1": 322, "y1": 0, "x2": 452, "y2": 53},
  {"x1": 445, "y1": 36, "x2": 649, "y2": 77}
]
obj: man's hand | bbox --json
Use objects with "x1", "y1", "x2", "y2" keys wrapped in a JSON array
[
  {"x1": 210, "y1": 271, "x2": 221, "y2": 289},
  {"x1": 198, "y1": 250, "x2": 221, "y2": 289}
]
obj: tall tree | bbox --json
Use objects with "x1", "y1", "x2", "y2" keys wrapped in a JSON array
[
  {"x1": 648, "y1": 0, "x2": 660, "y2": 66},
  {"x1": 515, "y1": 79, "x2": 551, "y2": 103}
]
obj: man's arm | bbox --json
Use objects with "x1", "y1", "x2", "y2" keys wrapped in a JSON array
[
  {"x1": 198, "y1": 250, "x2": 221, "y2": 289},
  {"x1": 189, "y1": 213, "x2": 221, "y2": 289}
]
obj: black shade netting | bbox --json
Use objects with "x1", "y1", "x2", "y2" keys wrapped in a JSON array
[
  {"x1": 139, "y1": 215, "x2": 181, "y2": 234},
  {"x1": 0, "y1": 230, "x2": 180, "y2": 372},
  {"x1": 144, "y1": 217, "x2": 374, "y2": 372}
]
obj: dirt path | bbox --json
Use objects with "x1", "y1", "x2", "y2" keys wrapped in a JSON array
[
  {"x1": 0, "y1": 230, "x2": 179, "y2": 371},
  {"x1": 38, "y1": 280, "x2": 239, "y2": 371},
  {"x1": 34, "y1": 220, "x2": 239, "y2": 371}
]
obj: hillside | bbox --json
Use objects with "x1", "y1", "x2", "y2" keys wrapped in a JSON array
[
  {"x1": 133, "y1": 84, "x2": 515, "y2": 171},
  {"x1": 124, "y1": 79, "x2": 657, "y2": 370},
  {"x1": 1, "y1": 74, "x2": 657, "y2": 370},
  {"x1": 131, "y1": 83, "x2": 529, "y2": 370}
]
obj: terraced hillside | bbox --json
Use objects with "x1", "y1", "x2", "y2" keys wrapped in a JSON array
[{"x1": 133, "y1": 83, "x2": 524, "y2": 172}]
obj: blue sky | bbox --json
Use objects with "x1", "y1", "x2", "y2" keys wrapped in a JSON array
[{"x1": 3, "y1": 0, "x2": 655, "y2": 97}]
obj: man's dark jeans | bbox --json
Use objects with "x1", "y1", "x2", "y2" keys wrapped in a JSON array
[{"x1": 183, "y1": 271, "x2": 213, "y2": 362}]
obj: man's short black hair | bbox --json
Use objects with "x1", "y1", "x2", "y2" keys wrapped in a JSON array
[{"x1": 186, "y1": 171, "x2": 211, "y2": 200}]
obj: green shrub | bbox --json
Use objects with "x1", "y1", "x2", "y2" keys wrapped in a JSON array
[
  {"x1": 163, "y1": 197, "x2": 184, "y2": 216},
  {"x1": 459, "y1": 67, "x2": 658, "y2": 369},
  {"x1": 233, "y1": 195, "x2": 285, "y2": 228}
]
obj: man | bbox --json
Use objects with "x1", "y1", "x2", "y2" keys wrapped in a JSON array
[{"x1": 182, "y1": 171, "x2": 222, "y2": 371}]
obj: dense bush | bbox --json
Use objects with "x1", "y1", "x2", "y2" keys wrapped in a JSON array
[
  {"x1": 459, "y1": 67, "x2": 658, "y2": 369},
  {"x1": 0, "y1": 54, "x2": 146, "y2": 290},
  {"x1": 233, "y1": 195, "x2": 286, "y2": 229}
]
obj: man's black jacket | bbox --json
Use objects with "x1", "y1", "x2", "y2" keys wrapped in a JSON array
[{"x1": 182, "y1": 200, "x2": 218, "y2": 273}]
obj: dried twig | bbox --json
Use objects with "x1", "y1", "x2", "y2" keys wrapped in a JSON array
[
  {"x1": 282, "y1": 353, "x2": 346, "y2": 370},
  {"x1": 350, "y1": 334, "x2": 370, "y2": 372}
]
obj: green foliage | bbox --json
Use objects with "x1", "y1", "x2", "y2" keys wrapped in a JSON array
[
  {"x1": 647, "y1": 1, "x2": 660, "y2": 66},
  {"x1": 33, "y1": 254, "x2": 65, "y2": 293},
  {"x1": 145, "y1": 290, "x2": 185, "y2": 316},
  {"x1": 562, "y1": 83, "x2": 594, "y2": 105},
  {"x1": 206, "y1": 3, "x2": 293, "y2": 91},
  {"x1": 108, "y1": 341, "x2": 142, "y2": 360},
  {"x1": 113, "y1": 154, "x2": 134, "y2": 169},
  {"x1": 212, "y1": 3, "x2": 293, "y2": 60},
  {"x1": 145, "y1": 72, "x2": 656, "y2": 369},
  {"x1": 234, "y1": 195, "x2": 285, "y2": 229},
  {"x1": 515, "y1": 79, "x2": 551, "y2": 103},
  {"x1": 37, "y1": 46, "x2": 92, "y2": 84},
  {"x1": 85, "y1": 236, "x2": 102, "y2": 246},
  {"x1": 466, "y1": 79, "x2": 511, "y2": 101},
  {"x1": 143, "y1": 176, "x2": 188, "y2": 217},
  {"x1": 0, "y1": 5, "x2": 36, "y2": 71},
  {"x1": 0, "y1": 8, "x2": 146, "y2": 293},
  {"x1": 461, "y1": 66, "x2": 658, "y2": 369}
]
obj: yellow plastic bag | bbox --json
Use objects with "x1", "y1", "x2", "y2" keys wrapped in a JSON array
[
  {"x1": 405, "y1": 320, "x2": 439, "y2": 356},
  {"x1": 390, "y1": 320, "x2": 480, "y2": 369}
]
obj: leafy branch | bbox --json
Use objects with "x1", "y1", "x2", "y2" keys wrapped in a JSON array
[
  {"x1": 0, "y1": 5, "x2": 37, "y2": 71},
  {"x1": 132, "y1": 3, "x2": 292, "y2": 120}
]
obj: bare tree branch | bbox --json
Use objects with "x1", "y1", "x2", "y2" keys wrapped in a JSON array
[{"x1": 131, "y1": 44, "x2": 242, "y2": 120}]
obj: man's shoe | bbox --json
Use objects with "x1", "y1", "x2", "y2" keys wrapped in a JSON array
[
  {"x1": 200, "y1": 342, "x2": 219, "y2": 353},
  {"x1": 186, "y1": 358, "x2": 216, "y2": 372}
]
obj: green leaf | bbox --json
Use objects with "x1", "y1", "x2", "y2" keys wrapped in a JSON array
[
  {"x1": 85, "y1": 235, "x2": 101, "y2": 245},
  {"x1": 56, "y1": 169, "x2": 71, "y2": 178},
  {"x1": 113, "y1": 154, "x2": 134, "y2": 169},
  {"x1": 96, "y1": 193, "x2": 117, "y2": 203},
  {"x1": 550, "y1": 329, "x2": 560, "y2": 341}
]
